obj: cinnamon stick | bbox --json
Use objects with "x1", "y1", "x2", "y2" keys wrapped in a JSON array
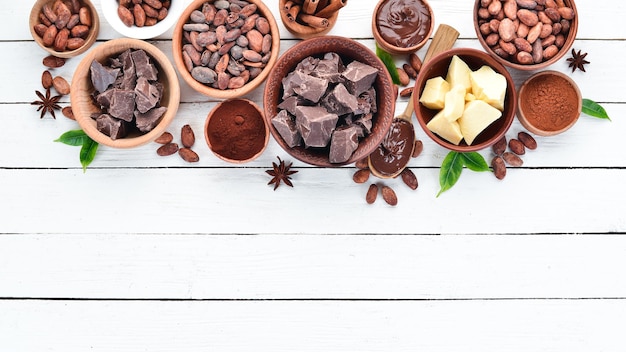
[
  {"x1": 287, "y1": 4, "x2": 301, "y2": 22},
  {"x1": 283, "y1": 0, "x2": 294, "y2": 12},
  {"x1": 315, "y1": 0, "x2": 347, "y2": 18},
  {"x1": 302, "y1": 0, "x2": 320, "y2": 14},
  {"x1": 298, "y1": 13, "x2": 329, "y2": 28}
]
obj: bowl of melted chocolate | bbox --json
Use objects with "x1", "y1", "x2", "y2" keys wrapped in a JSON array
[{"x1": 372, "y1": 0, "x2": 434, "y2": 55}]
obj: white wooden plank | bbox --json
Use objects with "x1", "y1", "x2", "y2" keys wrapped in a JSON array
[
  {"x1": 1, "y1": 299, "x2": 625, "y2": 352},
  {"x1": 1, "y1": 235, "x2": 626, "y2": 299},
  {"x1": 9, "y1": 0, "x2": 626, "y2": 41},
  {"x1": 1, "y1": 168, "x2": 624, "y2": 234}
]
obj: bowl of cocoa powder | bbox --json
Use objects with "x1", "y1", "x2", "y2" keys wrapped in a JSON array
[
  {"x1": 172, "y1": 0, "x2": 280, "y2": 99},
  {"x1": 101, "y1": 0, "x2": 185, "y2": 39},
  {"x1": 30, "y1": 0, "x2": 99, "y2": 58},
  {"x1": 517, "y1": 70, "x2": 581, "y2": 136},
  {"x1": 474, "y1": 0, "x2": 578, "y2": 71}
]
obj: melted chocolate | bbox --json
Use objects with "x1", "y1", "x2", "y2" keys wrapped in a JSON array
[
  {"x1": 376, "y1": 0, "x2": 431, "y2": 48},
  {"x1": 369, "y1": 119, "x2": 414, "y2": 176}
]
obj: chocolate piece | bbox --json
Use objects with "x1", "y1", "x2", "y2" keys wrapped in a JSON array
[
  {"x1": 356, "y1": 87, "x2": 378, "y2": 115},
  {"x1": 329, "y1": 125, "x2": 360, "y2": 164},
  {"x1": 108, "y1": 89, "x2": 135, "y2": 122},
  {"x1": 354, "y1": 113, "x2": 373, "y2": 137},
  {"x1": 135, "y1": 106, "x2": 167, "y2": 133},
  {"x1": 271, "y1": 110, "x2": 302, "y2": 148},
  {"x1": 342, "y1": 60, "x2": 378, "y2": 95},
  {"x1": 312, "y1": 52, "x2": 344, "y2": 83},
  {"x1": 96, "y1": 114, "x2": 128, "y2": 140},
  {"x1": 119, "y1": 49, "x2": 137, "y2": 90},
  {"x1": 277, "y1": 95, "x2": 300, "y2": 116},
  {"x1": 293, "y1": 74, "x2": 328, "y2": 103},
  {"x1": 322, "y1": 83, "x2": 358, "y2": 116},
  {"x1": 295, "y1": 105, "x2": 338, "y2": 148},
  {"x1": 95, "y1": 89, "x2": 115, "y2": 109},
  {"x1": 134, "y1": 77, "x2": 162, "y2": 113},
  {"x1": 294, "y1": 56, "x2": 319, "y2": 74},
  {"x1": 90, "y1": 59, "x2": 120, "y2": 93},
  {"x1": 131, "y1": 49, "x2": 158, "y2": 81},
  {"x1": 281, "y1": 70, "x2": 308, "y2": 99}
]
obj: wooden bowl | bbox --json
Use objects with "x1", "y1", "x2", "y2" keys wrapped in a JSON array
[
  {"x1": 278, "y1": 0, "x2": 339, "y2": 39},
  {"x1": 204, "y1": 99, "x2": 269, "y2": 163},
  {"x1": 263, "y1": 36, "x2": 395, "y2": 167},
  {"x1": 474, "y1": 0, "x2": 578, "y2": 71},
  {"x1": 517, "y1": 70, "x2": 582, "y2": 136},
  {"x1": 70, "y1": 38, "x2": 180, "y2": 148},
  {"x1": 101, "y1": 0, "x2": 185, "y2": 39},
  {"x1": 372, "y1": 0, "x2": 434, "y2": 55},
  {"x1": 29, "y1": 0, "x2": 99, "y2": 58},
  {"x1": 172, "y1": 0, "x2": 280, "y2": 99},
  {"x1": 413, "y1": 48, "x2": 517, "y2": 152}
]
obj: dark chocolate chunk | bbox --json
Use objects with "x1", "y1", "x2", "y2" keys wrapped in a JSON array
[
  {"x1": 271, "y1": 110, "x2": 302, "y2": 148},
  {"x1": 277, "y1": 95, "x2": 300, "y2": 116},
  {"x1": 329, "y1": 125, "x2": 360, "y2": 164},
  {"x1": 354, "y1": 113, "x2": 373, "y2": 137},
  {"x1": 342, "y1": 60, "x2": 378, "y2": 95},
  {"x1": 294, "y1": 56, "x2": 319, "y2": 74},
  {"x1": 356, "y1": 87, "x2": 378, "y2": 115},
  {"x1": 119, "y1": 49, "x2": 137, "y2": 90},
  {"x1": 95, "y1": 89, "x2": 115, "y2": 109},
  {"x1": 96, "y1": 114, "x2": 128, "y2": 140},
  {"x1": 295, "y1": 105, "x2": 338, "y2": 148},
  {"x1": 322, "y1": 83, "x2": 358, "y2": 116},
  {"x1": 131, "y1": 49, "x2": 158, "y2": 81},
  {"x1": 108, "y1": 89, "x2": 135, "y2": 122},
  {"x1": 90, "y1": 59, "x2": 120, "y2": 93},
  {"x1": 293, "y1": 74, "x2": 328, "y2": 103},
  {"x1": 312, "y1": 52, "x2": 344, "y2": 83},
  {"x1": 281, "y1": 70, "x2": 308, "y2": 99},
  {"x1": 135, "y1": 106, "x2": 167, "y2": 133},
  {"x1": 134, "y1": 77, "x2": 162, "y2": 113}
]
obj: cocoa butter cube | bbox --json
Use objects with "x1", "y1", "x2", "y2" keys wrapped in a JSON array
[
  {"x1": 277, "y1": 96, "x2": 299, "y2": 116},
  {"x1": 329, "y1": 125, "x2": 360, "y2": 164},
  {"x1": 342, "y1": 61, "x2": 378, "y2": 95},
  {"x1": 295, "y1": 105, "x2": 338, "y2": 148},
  {"x1": 90, "y1": 59, "x2": 120, "y2": 93},
  {"x1": 271, "y1": 110, "x2": 302, "y2": 148},
  {"x1": 108, "y1": 89, "x2": 135, "y2": 122},
  {"x1": 131, "y1": 49, "x2": 158, "y2": 81},
  {"x1": 135, "y1": 106, "x2": 167, "y2": 133},
  {"x1": 293, "y1": 74, "x2": 328, "y2": 103},
  {"x1": 134, "y1": 77, "x2": 162, "y2": 113},
  {"x1": 322, "y1": 83, "x2": 358, "y2": 116},
  {"x1": 96, "y1": 114, "x2": 128, "y2": 140}
]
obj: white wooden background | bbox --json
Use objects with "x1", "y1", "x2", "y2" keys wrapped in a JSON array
[{"x1": 1, "y1": 0, "x2": 625, "y2": 350}]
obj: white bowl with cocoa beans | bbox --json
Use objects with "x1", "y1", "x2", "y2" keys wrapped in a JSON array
[
  {"x1": 101, "y1": 0, "x2": 185, "y2": 39},
  {"x1": 30, "y1": 0, "x2": 99, "y2": 58},
  {"x1": 474, "y1": 0, "x2": 578, "y2": 70}
]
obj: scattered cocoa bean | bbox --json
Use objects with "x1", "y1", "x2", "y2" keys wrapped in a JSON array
[
  {"x1": 52, "y1": 76, "x2": 70, "y2": 95},
  {"x1": 43, "y1": 55, "x2": 66, "y2": 68},
  {"x1": 491, "y1": 155, "x2": 507, "y2": 180},
  {"x1": 408, "y1": 53, "x2": 422, "y2": 73},
  {"x1": 181, "y1": 124, "x2": 195, "y2": 148},
  {"x1": 155, "y1": 131, "x2": 173, "y2": 144},
  {"x1": 502, "y1": 152, "x2": 524, "y2": 166},
  {"x1": 401, "y1": 168, "x2": 418, "y2": 190},
  {"x1": 397, "y1": 67, "x2": 410, "y2": 86},
  {"x1": 353, "y1": 169, "x2": 371, "y2": 184},
  {"x1": 179, "y1": 147, "x2": 200, "y2": 162},
  {"x1": 402, "y1": 63, "x2": 417, "y2": 79},
  {"x1": 508, "y1": 138, "x2": 526, "y2": 155},
  {"x1": 62, "y1": 106, "x2": 75, "y2": 120},
  {"x1": 492, "y1": 136, "x2": 507, "y2": 155},
  {"x1": 366, "y1": 184, "x2": 378, "y2": 204},
  {"x1": 399, "y1": 87, "x2": 413, "y2": 98},
  {"x1": 42, "y1": 70, "x2": 53, "y2": 89},
  {"x1": 355, "y1": 157, "x2": 369, "y2": 170},
  {"x1": 518, "y1": 131, "x2": 537, "y2": 150},
  {"x1": 157, "y1": 142, "x2": 179, "y2": 156},
  {"x1": 412, "y1": 140, "x2": 423, "y2": 158},
  {"x1": 381, "y1": 186, "x2": 398, "y2": 206}
]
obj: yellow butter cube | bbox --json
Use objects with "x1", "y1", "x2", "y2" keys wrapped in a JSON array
[
  {"x1": 419, "y1": 76, "x2": 450, "y2": 110},
  {"x1": 458, "y1": 100, "x2": 502, "y2": 145},
  {"x1": 427, "y1": 110, "x2": 464, "y2": 145}
]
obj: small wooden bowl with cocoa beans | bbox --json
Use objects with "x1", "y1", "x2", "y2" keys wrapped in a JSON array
[
  {"x1": 474, "y1": 0, "x2": 578, "y2": 71},
  {"x1": 101, "y1": 0, "x2": 185, "y2": 40},
  {"x1": 30, "y1": 0, "x2": 99, "y2": 58},
  {"x1": 172, "y1": 0, "x2": 281, "y2": 99}
]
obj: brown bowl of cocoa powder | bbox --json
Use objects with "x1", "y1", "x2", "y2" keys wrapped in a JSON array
[
  {"x1": 517, "y1": 70, "x2": 581, "y2": 136},
  {"x1": 204, "y1": 98, "x2": 269, "y2": 163},
  {"x1": 474, "y1": 0, "x2": 578, "y2": 71},
  {"x1": 30, "y1": 0, "x2": 99, "y2": 58}
]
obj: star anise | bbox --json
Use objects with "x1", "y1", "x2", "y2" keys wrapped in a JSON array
[
  {"x1": 31, "y1": 88, "x2": 62, "y2": 119},
  {"x1": 566, "y1": 49, "x2": 590, "y2": 73},
  {"x1": 266, "y1": 156, "x2": 298, "y2": 190}
]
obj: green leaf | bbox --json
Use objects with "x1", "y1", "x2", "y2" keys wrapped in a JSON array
[
  {"x1": 460, "y1": 152, "x2": 490, "y2": 172},
  {"x1": 582, "y1": 98, "x2": 611, "y2": 120},
  {"x1": 54, "y1": 129, "x2": 89, "y2": 146},
  {"x1": 375, "y1": 44, "x2": 401, "y2": 85},
  {"x1": 437, "y1": 151, "x2": 464, "y2": 197},
  {"x1": 79, "y1": 137, "x2": 98, "y2": 173}
]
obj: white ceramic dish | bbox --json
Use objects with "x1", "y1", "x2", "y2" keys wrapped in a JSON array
[{"x1": 101, "y1": 0, "x2": 185, "y2": 39}]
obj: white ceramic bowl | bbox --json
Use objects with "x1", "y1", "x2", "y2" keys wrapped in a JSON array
[{"x1": 101, "y1": 0, "x2": 185, "y2": 39}]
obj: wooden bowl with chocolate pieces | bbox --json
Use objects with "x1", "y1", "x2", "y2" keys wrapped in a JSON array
[
  {"x1": 263, "y1": 36, "x2": 395, "y2": 167},
  {"x1": 30, "y1": 0, "x2": 99, "y2": 58},
  {"x1": 172, "y1": 0, "x2": 280, "y2": 99},
  {"x1": 70, "y1": 38, "x2": 180, "y2": 148}
]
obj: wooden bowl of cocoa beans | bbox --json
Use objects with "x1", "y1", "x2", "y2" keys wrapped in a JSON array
[
  {"x1": 101, "y1": 0, "x2": 185, "y2": 39},
  {"x1": 70, "y1": 38, "x2": 181, "y2": 148},
  {"x1": 474, "y1": 0, "x2": 578, "y2": 71},
  {"x1": 172, "y1": 0, "x2": 281, "y2": 100},
  {"x1": 30, "y1": 0, "x2": 99, "y2": 58}
]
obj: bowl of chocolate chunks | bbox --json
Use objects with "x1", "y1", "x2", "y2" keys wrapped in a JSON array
[
  {"x1": 70, "y1": 38, "x2": 180, "y2": 148},
  {"x1": 263, "y1": 36, "x2": 395, "y2": 166}
]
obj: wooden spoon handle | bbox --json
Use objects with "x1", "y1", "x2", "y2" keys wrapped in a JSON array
[{"x1": 423, "y1": 24, "x2": 460, "y2": 64}]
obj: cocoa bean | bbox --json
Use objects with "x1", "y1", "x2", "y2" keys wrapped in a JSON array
[
  {"x1": 55, "y1": 2, "x2": 72, "y2": 29},
  {"x1": 67, "y1": 14, "x2": 80, "y2": 29},
  {"x1": 62, "y1": 106, "x2": 74, "y2": 120},
  {"x1": 499, "y1": 39, "x2": 517, "y2": 56},
  {"x1": 256, "y1": 17, "x2": 270, "y2": 35},
  {"x1": 217, "y1": 72, "x2": 230, "y2": 90},
  {"x1": 181, "y1": 124, "x2": 195, "y2": 148},
  {"x1": 262, "y1": 34, "x2": 272, "y2": 54},
  {"x1": 143, "y1": 0, "x2": 163, "y2": 10},
  {"x1": 502, "y1": 152, "x2": 523, "y2": 166},
  {"x1": 157, "y1": 143, "x2": 179, "y2": 156},
  {"x1": 42, "y1": 70, "x2": 53, "y2": 89},
  {"x1": 401, "y1": 168, "x2": 418, "y2": 190},
  {"x1": 517, "y1": 9, "x2": 539, "y2": 26},
  {"x1": 43, "y1": 55, "x2": 66, "y2": 68},
  {"x1": 70, "y1": 24, "x2": 90, "y2": 38},
  {"x1": 491, "y1": 156, "x2": 506, "y2": 180},
  {"x1": 504, "y1": 0, "x2": 518, "y2": 19},
  {"x1": 409, "y1": 53, "x2": 422, "y2": 73},
  {"x1": 79, "y1": 6, "x2": 92, "y2": 26},
  {"x1": 118, "y1": 5, "x2": 134, "y2": 27},
  {"x1": 178, "y1": 147, "x2": 199, "y2": 162},
  {"x1": 518, "y1": 131, "x2": 537, "y2": 150},
  {"x1": 527, "y1": 22, "x2": 543, "y2": 43},
  {"x1": 353, "y1": 169, "x2": 370, "y2": 184},
  {"x1": 412, "y1": 140, "x2": 423, "y2": 158},
  {"x1": 42, "y1": 25, "x2": 57, "y2": 47},
  {"x1": 402, "y1": 63, "x2": 417, "y2": 79},
  {"x1": 492, "y1": 136, "x2": 507, "y2": 155},
  {"x1": 399, "y1": 87, "x2": 413, "y2": 98},
  {"x1": 53, "y1": 28, "x2": 70, "y2": 51},
  {"x1": 34, "y1": 23, "x2": 49, "y2": 38},
  {"x1": 509, "y1": 138, "x2": 526, "y2": 155},
  {"x1": 498, "y1": 18, "x2": 516, "y2": 42},
  {"x1": 42, "y1": 3, "x2": 58, "y2": 23},
  {"x1": 355, "y1": 158, "x2": 369, "y2": 170},
  {"x1": 489, "y1": 19, "x2": 500, "y2": 33},
  {"x1": 366, "y1": 184, "x2": 378, "y2": 204},
  {"x1": 397, "y1": 67, "x2": 410, "y2": 86},
  {"x1": 228, "y1": 76, "x2": 246, "y2": 89},
  {"x1": 540, "y1": 23, "x2": 552, "y2": 38},
  {"x1": 516, "y1": 0, "x2": 538, "y2": 10},
  {"x1": 514, "y1": 37, "x2": 532, "y2": 52},
  {"x1": 532, "y1": 39, "x2": 543, "y2": 63},
  {"x1": 488, "y1": 0, "x2": 502, "y2": 15},
  {"x1": 381, "y1": 186, "x2": 398, "y2": 206},
  {"x1": 52, "y1": 76, "x2": 70, "y2": 95},
  {"x1": 543, "y1": 44, "x2": 558, "y2": 60},
  {"x1": 133, "y1": 4, "x2": 146, "y2": 27},
  {"x1": 155, "y1": 132, "x2": 174, "y2": 144},
  {"x1": 557, "y1": 7, "x2": 575, "y2": 20},
  {"x1": 486, "y1": 33, "x2": 500, "y2": 46}
]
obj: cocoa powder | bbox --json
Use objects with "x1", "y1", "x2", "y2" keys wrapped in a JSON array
[{"x1": 520, "y1": 74, "x2": 578, "y2": 132}]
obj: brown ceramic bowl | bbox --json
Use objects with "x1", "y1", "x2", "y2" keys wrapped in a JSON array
[
  {"x1": 372, "y1": 0, "x2": 434, "y2": 55},
  {"x1": 263, "y1": 36, "x2": 395, "y2": 167},
  {"x1": 517, "y1": 70, "x2": 581, "y2": 136},
  {"x1": 204, "y1": 99, "x2": 269, "y2": 163},
  {"x1": 29, "y1": 0, "x2": 99, "y2": 58},
  {"x1": 172, "y1": 0, "x2": 280, "y2": 99},
  {"x1": 413, "y1": 48, "x2": 516, "y2": 152},
  {"x1": 70, "y1": 38, "x2": 180, "y2": 148},
  {"x1": 473, "y1": 0, "x2": 578, "y2": 71},
  {"x1": 279, "y1": 0, "x2": 339, "y2": 39}
]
